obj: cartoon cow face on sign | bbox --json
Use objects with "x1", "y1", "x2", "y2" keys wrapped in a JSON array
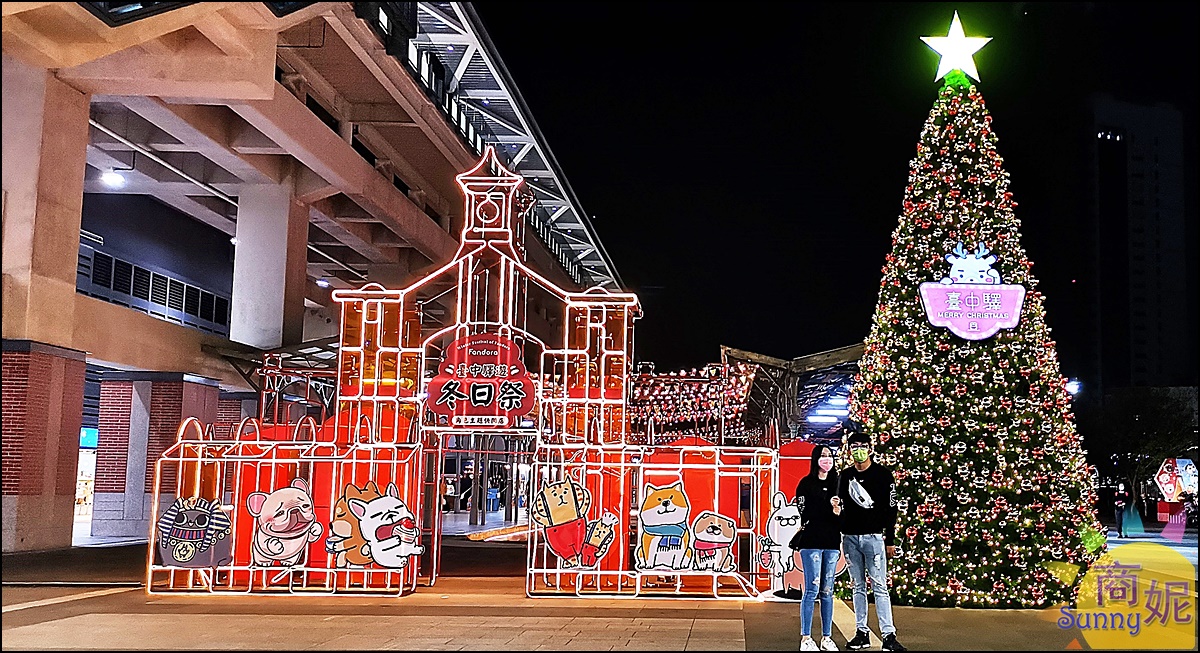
[{"x1": 942, "y1": 242, "x2": 1001, "y2": 285}]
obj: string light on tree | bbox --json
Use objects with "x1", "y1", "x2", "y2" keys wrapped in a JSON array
[{"x1": 848, "y1": 12, "x2": 1105, "y2": 609}]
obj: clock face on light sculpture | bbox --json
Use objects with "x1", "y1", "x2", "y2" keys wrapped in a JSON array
[{"x1": 921, "y1": 10, "x2": 992, "y2": 82}]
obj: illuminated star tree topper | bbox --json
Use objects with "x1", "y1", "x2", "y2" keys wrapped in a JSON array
[{"x1": 921, "y1": 11, "x2": 992, "y2": 82}]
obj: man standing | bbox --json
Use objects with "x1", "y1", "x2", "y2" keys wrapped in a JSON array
[
  {"x1": 1113, "y1": 482, "x2": 1130, "y2": 538},
  {"x1": 839, "y1": 431, "x2": 906, "y2": 652},
  {"x1": 459, "y1": 471, "x2": 474, "y2": 512}
]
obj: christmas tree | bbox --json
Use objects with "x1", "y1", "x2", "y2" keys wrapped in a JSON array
[{"x1": 848, "y1": 12, "x2": 1105, "y2": 608}]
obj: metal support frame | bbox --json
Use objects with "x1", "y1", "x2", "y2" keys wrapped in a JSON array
[{"x1": 525, "y1": 444, "x2": 777, "y2": 599}]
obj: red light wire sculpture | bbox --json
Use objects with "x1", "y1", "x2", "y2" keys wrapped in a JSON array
[{"x1": 148, "y1": 148, "x2": 786, "y2": 599}]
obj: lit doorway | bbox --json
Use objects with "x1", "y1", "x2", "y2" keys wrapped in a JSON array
[
  {"x1": 71, "y1": 363, "x2": 106, "y2": 546},
  {"x1": 438, "y1": 433, "x2": 532, "y2": 540}
]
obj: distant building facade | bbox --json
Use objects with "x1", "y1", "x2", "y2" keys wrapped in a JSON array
[{"x1": 1085, "y1": 95, "x2": 1195, "y2": 396}]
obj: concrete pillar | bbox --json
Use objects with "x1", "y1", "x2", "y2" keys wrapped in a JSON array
[
  {"x1": 230, "y1": 180, "x2": 308, "y2": 349},
  {"x1": 2, "y1": 53, "x2": 91, "y2": 349},
  {"x1": 2, "y1": 59, "x2": 92, "y2": 551},
  {"x1": 91, "y1": 373, "x2": 218, "y2": 538},
  {"x1": 1, "y1": 340, "x2": 86, "y2": 552}
]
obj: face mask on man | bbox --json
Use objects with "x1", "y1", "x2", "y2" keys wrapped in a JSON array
[
  {"x1": 851, "y1": 447, "x2": 870, "y2": 463},
  {"x1": 818, "y1": 456, "x2": 834, "y2": 472}
]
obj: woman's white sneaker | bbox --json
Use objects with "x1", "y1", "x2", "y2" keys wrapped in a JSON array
[
  {"x1": 819, "y1": 637, "x2": 839, "y2": 651},
  {"x1": 801, "y1": 636, "x2": 819, "y2": 651}
]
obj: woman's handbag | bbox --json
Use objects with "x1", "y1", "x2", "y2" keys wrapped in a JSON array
[{"x1": 788, "y1": 527, "x2": 805, "y2": 551}]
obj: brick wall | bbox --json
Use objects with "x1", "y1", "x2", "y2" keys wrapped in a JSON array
[
  {"x1": 1, "y1": 349, "x2": 85, "y2": 497},
  {"x1": 214, "y1": 398, "x2": 243, "y2": 439},
  {"x1": 1, "y1": 351, "x2": 32, "y2": 496},
  {"x1": 2, "y1": 343, "x2": 86, "y2": 552},
  {"x1": 146, "y1": 382, "x2": 183, "y2": 493},
  {"x1": 95, "y1": 381, "x2": 133, "y2": 494}
]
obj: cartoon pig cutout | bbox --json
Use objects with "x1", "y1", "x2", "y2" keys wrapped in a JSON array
[
  {"x1": 247, "y1": 478, "x2": 323, "y2": 567},
  {"x1": 348, "y1": 483, "x2": 425, "y2": 568},
  {"x1": 942, "y1": 242, "x2": 1001, "y2": 285}
]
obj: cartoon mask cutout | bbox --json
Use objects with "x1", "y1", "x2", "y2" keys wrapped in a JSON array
[{"x1": 156, "y1": 496, "x2": 232, "y2": 567}]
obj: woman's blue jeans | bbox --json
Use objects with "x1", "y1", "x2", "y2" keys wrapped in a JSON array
[{"x1": 799, "y1": 548, "x2": 840, "y2": 637}]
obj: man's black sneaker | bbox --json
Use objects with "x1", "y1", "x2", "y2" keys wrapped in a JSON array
[
  {"x1": 881, "y1": 634, "x2": 907, "y2": 652},
  {"x1": 847, "y1": 630, "x2": 871, "y2": 650}
]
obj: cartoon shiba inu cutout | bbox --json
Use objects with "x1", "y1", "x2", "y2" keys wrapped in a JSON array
[
  {"x1": 691, "y1": 510, "x2": 737, "y2": 573},
  {"x1": 636, "y1": 481, "x2": 691, "y2": 571},
  {"x1": 326, "y1": 481, "x2": 380, "y2": 568}
]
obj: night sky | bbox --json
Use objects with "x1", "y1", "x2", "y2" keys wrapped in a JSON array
[{"x1": 474, "y1": 3, "x2": 1198, "y2": 374}]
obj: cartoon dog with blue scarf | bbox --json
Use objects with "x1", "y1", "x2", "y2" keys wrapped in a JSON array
[{"x1": 636, "y1": 481, "x2": 691, "y2": 570}]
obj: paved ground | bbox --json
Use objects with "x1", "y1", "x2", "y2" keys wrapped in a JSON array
[
  {"x1": 1106, "y1": 521, "x2": 1198, "y2": 568},
  {"x1": 4, "y1": 528, "x2": 1195, "y2": 651},
  {"x1": 1, "y1": 575, "x2": 1086, "y2": 651}
]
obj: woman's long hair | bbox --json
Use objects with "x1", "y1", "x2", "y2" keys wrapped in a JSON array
[{"x1": 807, "y1": 444, "x2": 838, "y2": 485}]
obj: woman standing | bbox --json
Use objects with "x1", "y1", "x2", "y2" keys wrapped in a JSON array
[{"x1": 795, "y1": 445, "x2": 842, "y2": 651}]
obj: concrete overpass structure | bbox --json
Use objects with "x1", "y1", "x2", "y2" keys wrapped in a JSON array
[{"x1": 2, "y1": 2, "x2": 623, "y2": 552}]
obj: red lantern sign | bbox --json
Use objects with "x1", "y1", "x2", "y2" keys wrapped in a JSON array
[{"x1": 427, "y1": 334, "x2": 534, "y2": 427}]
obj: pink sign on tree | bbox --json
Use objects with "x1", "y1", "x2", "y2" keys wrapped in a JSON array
[{"x1": 918, "y1": 242, "x2": 1025, "y2": 340}]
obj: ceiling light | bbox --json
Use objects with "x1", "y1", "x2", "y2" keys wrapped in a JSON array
[
  {"x1": 447, "y1": 45, "x2": 454, "y2": 52},
  {"x1": 481, "y1": 99, "x2": 490, "y2": 105},
  {"x1": 229, "y1": 237, "x2": 239, "y2": 245},
  {"x1": 315, "y1": 279, "x2": 330, "y2": 288},
  {"x1": 100, "y1": 169, "x2": 126, "y2": 188}
]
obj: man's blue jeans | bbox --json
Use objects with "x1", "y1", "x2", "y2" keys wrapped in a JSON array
[
  {"x1": 842, "y1": 533, "x2": 895, "y2": 636},
  {"x1": 799, "y1": 548, "x2": 840, "y2": 637}
]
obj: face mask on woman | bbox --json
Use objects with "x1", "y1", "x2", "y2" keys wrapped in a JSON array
[{"x1": 817, "y1": 456, "x2": 834, "y2": 472}]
